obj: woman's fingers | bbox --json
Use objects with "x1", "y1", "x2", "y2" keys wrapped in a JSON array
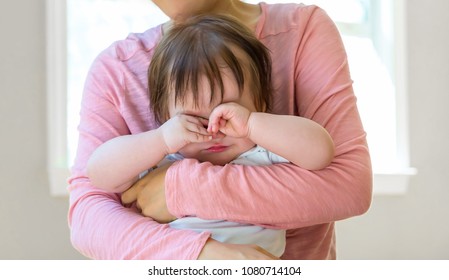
[
  {"x1": 121, "y1": 181, "x2": 141, "y2": 204},
  {"x1": 198, "y1": 239, "x2": 280, "y2": 260}
]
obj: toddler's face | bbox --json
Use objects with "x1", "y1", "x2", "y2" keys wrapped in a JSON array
[{"x1": 168, "y1": 68, "x2": 256, "y2": 165}]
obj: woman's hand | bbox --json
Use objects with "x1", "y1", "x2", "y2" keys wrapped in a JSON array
[
  {"x1": 198, "y1": 239, "x2": 280, "y2": 260},
  {"x1": 121, "y1": 163, "x2": 176, "y2": 223}
]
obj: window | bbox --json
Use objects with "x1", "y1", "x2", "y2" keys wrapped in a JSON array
[{"x1": 46, "y1": 0, "x2": 415, "y2": 196}]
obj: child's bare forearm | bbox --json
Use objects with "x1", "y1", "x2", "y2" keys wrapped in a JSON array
[
  {"x1": 248, "y1": 112, "x2": 334, "y2": 170},
  {"x1": 87, "y1": 129, "x2": 167, "y2": 192}
]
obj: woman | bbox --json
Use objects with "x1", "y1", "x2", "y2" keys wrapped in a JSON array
[{"x1": 68, "y1": 0, "x2": 372, "y2": 259}]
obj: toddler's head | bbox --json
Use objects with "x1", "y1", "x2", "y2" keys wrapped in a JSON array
[{"x1": 148, "y1": 15, "x2": 273, "y2": 164}]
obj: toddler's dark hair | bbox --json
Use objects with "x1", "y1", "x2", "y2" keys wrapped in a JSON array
[{"x1": 148, "y1": 14, "x2": 272, "y2": 124}]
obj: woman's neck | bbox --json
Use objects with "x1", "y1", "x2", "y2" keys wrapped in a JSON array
[
  {"x1": 217, "y1": 0, "x2": 262, "y2": 31},
  {"x1": 163, "y1": 1, "x2": 261, "y2": 34}
]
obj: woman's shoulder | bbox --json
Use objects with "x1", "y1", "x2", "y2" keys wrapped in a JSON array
[
  {"x1": 258, "y1": 2, "x2": 329, "y2": 38},
  {"x1": 96, "y1": 24, "x2": 163, "y2": 63}
]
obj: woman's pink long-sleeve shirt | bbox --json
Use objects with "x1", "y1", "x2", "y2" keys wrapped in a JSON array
[{"x1": 68, "y1": 3, "x2": 372, "y2": 260}]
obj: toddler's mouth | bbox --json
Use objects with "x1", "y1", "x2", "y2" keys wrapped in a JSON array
[{"x1": 206, "y1": 145, "x2": 228, "y2": 153}]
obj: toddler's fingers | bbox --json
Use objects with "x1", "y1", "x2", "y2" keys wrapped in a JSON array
[
  {"x1": 189, "y1": 132, "x2": 212, "y2": 143},
  {"x1": 208, "y1": 108, "x2": 223, "y2": 131},
  {"x1": 185, "y1": 118, "x2": 210, "y2": 136},
  {"x1": 207, "y1": 117, "x2": 223, "y2": 134},
  {"x1": 184, "y1": 121, "x2": 213, "y2": 142},
  {"x1": 219, "y1": 118, "x2": 227, "y2": 128},
  {"x1": 207, "y1": 121, "x2": 215, "y2": 134},
  {"x1": 207, "y1": 122, "x2": 216, "y2": 134},
  {"x1": 197, "y1": 116, "x2": 209, "y2": 127}
]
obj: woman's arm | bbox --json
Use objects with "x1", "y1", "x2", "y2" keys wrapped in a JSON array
[
  {"x1": 68, "y1": 48, "x2": 213, "y2": 259},
  {"x1": 68, "y1": 180, "x2": 211, "y2": 259}
]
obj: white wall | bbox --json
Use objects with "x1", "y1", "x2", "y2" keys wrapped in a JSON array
[
  {"x1": 0, "y1": 0, "x2": 448, "y2": 259},
  {"x1": 336, "y1": 0, "x2": 449, "y2": 259},
  {"x1": 0, "y1": 1, "x2": 83, "y2": 259}
]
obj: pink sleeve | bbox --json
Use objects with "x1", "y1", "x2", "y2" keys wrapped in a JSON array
[
  {"x1": 165, "y1": 7, "x2": 372, "y2": 229},
  {"x1": 68, "y1": 49, "x2": 210, "y2": 259}
]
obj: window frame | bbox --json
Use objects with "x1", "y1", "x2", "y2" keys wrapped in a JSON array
[
  {"x1": 47, "y1": 0, "x2": 70, "y2": 196},
  {"x1": 46, "y1": 0, "x2": 415, "y2": 197}
]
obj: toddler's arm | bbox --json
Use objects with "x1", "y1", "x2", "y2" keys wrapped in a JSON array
[
  {"x1": 87, "y1": 114, "x2": 211, "y2": 192},
  {"x1": 208, "y1": 102, "x2": 334, "y2": 170}
]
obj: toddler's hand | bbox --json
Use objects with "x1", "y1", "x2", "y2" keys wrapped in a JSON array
[
  {"x1": 207, "y1": 102, "x2": 251, "y2": 138},
  {"x1": 159, "y1": 114, "x2": 211, "y2": 154}
]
